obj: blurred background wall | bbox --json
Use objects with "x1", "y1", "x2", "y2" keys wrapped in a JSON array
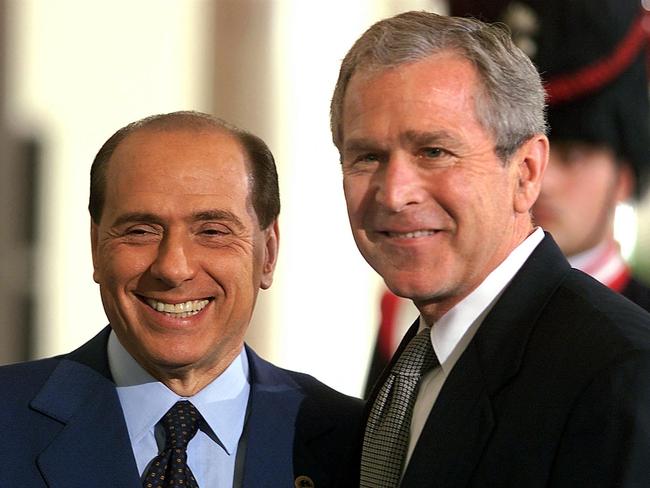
[{"x1": 1, "y1": 0, "x2": 648, "y2": 398}]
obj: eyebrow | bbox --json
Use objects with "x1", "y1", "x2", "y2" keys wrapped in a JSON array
[
  {"x1": 193, "y1": 210, "x2": 245, "y2": 230},
  {"x1": 111, "y1": 210, "x2": 245, "y2": 230},
  {"x1": 343, "y1": 137, "x2": 384, "y2": 154},
  {"x1": 112, "y1": 212, "x2": 164, "y2": 228},
  {"x1": 343, "y1": 130, "x2": 458, "y2": 154}
]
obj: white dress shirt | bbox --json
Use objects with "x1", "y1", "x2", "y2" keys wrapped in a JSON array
[
  {"x1": 107, "y1": 331, "x2": 250, "y2": 487},
  {"x1": 405, "y1": 227, "x2": 544, "y2": 466}
]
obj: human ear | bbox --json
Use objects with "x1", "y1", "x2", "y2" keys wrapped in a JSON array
[
  {"x1": 512, "y1": 134, "x2": 549, "y2": 214},
  {"x1": 260, "y1": 219, "x2": 280, "y2": 290},
  {"x1": 90, "y1": 220, "x2": 101, "y2": 284}
]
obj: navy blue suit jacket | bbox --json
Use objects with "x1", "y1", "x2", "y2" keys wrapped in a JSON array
[
  {"x1": 369, "y1": 235, "x2": 650, "y2": 487},
  {"x1": 0, "y1": 328, "x2": 363, "y2": 487}
]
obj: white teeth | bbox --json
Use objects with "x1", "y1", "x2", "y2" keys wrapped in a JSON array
[
  {"x1": 387, "y1": 230, "x2": 436, "y2": 238},
  {"x1": 145, "y1": 298, "x2": 210, "y2": 317}
]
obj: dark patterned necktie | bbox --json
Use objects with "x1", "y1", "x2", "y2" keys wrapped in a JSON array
[
  {"x1": 143, "y1": 400, "x2": 203, "y2": 488},
  {"x1": 360, "y1": 327, "x2": 438, "y2": 488}
]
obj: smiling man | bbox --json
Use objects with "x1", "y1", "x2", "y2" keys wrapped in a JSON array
[
  {"x1": 0, "y1": 111, "x2": 362, "y2": 488},
  {"x1": 331, "y1": 11, "x2": 650, "y2": 487}
]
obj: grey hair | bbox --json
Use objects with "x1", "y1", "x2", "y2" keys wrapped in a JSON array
[{"x1": 330, "y1": 11, "x2": 547, "y2": 161}]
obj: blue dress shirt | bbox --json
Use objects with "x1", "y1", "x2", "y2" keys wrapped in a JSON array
[{"x1": 107, "y1": 331, "x2": 250, "y2": 487}]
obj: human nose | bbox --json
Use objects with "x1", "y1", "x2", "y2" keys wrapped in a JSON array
[
  {"x1": 149, "y1": 233, "x2": 196, "y2": 287},
  {"x1": 375, "y1": 155, "x2": 425, "y2": 211}
]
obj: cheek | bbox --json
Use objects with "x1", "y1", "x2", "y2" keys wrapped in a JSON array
[
  {"x1": 452, "y1": 178, "x2": 508, "y2": 229},
  {"x1": 95, "y1": 245, "x2": 154, "y2": 286},
  {"x1": 343, "y1": 178, "x2": 370, "y2": 222}
]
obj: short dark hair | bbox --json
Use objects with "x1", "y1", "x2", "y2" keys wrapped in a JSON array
[{"x1": 89, "y1": 111, "x2": 280, "y2": 228}]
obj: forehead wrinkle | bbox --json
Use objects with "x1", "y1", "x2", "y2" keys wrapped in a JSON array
[{"x1": 401, "y1": 130, "x2": 457, "y2": 147}]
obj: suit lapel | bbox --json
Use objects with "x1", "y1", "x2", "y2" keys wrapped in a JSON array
[
  {"x1": 240, "y1": 348, "x2": 303, "y2": 487},
  {"x1": 31, "y1": 328, "x2": 140, "y2": 488},
  {"x1": 473, "y1": 235, "x2": 569, "y2": 393},
  {"x1": 401, "y1": 342, "x2": 494, "y2": 488}
]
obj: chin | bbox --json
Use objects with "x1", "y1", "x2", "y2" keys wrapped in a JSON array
[{"x1": 384, "y1": 277, "x2": 436, "y2": 302}]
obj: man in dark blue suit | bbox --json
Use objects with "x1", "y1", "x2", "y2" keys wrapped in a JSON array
[
  {"x1": 331, "y1": 11, "x2": 650, "y2": 487},
  {"x1": 0, "y1": 111, "x2": 362, "y2": 487}
]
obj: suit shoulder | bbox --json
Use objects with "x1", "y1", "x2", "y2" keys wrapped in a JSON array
[
  {"x1": 548, "y1": 269, "x2": 650, "y2": 357},
  {"x1": 622, "y1": 275, "x2": 650, "y2": 313},
  {"x1": 0, "y1": 357, "x2": 66, "y2": 434},
  {"x1": 285, "y1": 368, "x2": 364, "y2": 408},
  {"x1": 0, "y1": 356, "x2": 62, "y2": 399}
]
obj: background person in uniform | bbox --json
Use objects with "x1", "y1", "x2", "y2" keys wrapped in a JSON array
[
  {"x1": 0, "y1": 111, "x2": 362, "y2": 488},
  {"x1": 331, "y1": 11, "x2": 650, "y2": 487}
]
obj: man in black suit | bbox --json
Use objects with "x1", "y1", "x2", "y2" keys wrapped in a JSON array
[{"x1": 330, "y1": 11, "x2": 650, "y2": 487}]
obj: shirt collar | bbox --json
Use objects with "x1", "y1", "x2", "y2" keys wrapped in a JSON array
[
  {"x1": 422, "y1": 227, "x2": 544, "y2": 374},
  {"x1": 567, "y1": 239, "x2": 627, "y2": 286},
  {"x1": 107, "y1": 330, "x2": 250, "y2": 455},
  {"x1": 567, "y1": 239, "x2": 610, "y2": 271}
]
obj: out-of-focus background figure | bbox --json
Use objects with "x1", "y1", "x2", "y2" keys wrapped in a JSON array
[
  {"x1": 532, "y1": 1, "x2": 650, "y2": 308},
  {"x1": 364, "y1": 0, "x2": 650, "y2": 396}
]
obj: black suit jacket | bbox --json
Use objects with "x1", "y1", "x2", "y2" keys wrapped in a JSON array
[
  {"x1": 622, "y1": 275, "x2": 650, "y2": 313},
  {"x1": 0, "y1": 327, "x2": 363, "y2": 487},
  {"x1": 370, "y1": 235, "x2": 650, "y2": 487}
]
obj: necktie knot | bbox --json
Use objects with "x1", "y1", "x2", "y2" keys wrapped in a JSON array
[
  {"x1": 161, "y1": 400, "x2": 202, "y2": 450},
  {"x1": 391, "y1": 327, "x2": 437, "y2": 377}
]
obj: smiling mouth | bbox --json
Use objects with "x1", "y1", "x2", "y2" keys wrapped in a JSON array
[
  {"x1": 144, "y1": 298, "x2": 210, "y2": 318},
  {"x1": 384, "y1": 230, "x2": 437, "y2": 238}
]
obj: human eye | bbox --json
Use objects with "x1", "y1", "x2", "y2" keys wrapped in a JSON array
[
  {"x1": 125, "y1": 226, "x2": 151, "y2": 235},
  {"x1": 421, "y1": 147, "x2": 443, "y2": 158},
  {"x1": 346, "y1": 152, "x2": 381, "y2": 167},
  {"x1": 196, "y1": 223, "x2": 233, "y2": 243},
  {"x1": 357, "y1": 152, "x2": 380, "y2": 163},
  {"x1": 343, "y1": 152, "x2": 383, "y2": 175},
  {"x1": 201, "y1": 226, "x2": 229, "y2": 236},
  {"x1": 417, "y1": 146, "x2": 454, "y2": 167},
  {"x1": 120, "y1": 224, "x2": 161, "y2": 243}
]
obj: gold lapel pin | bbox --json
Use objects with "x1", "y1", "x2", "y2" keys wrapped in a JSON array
[{"x1": 294, "y1": 475, "x2": 315, "y2": 488}]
